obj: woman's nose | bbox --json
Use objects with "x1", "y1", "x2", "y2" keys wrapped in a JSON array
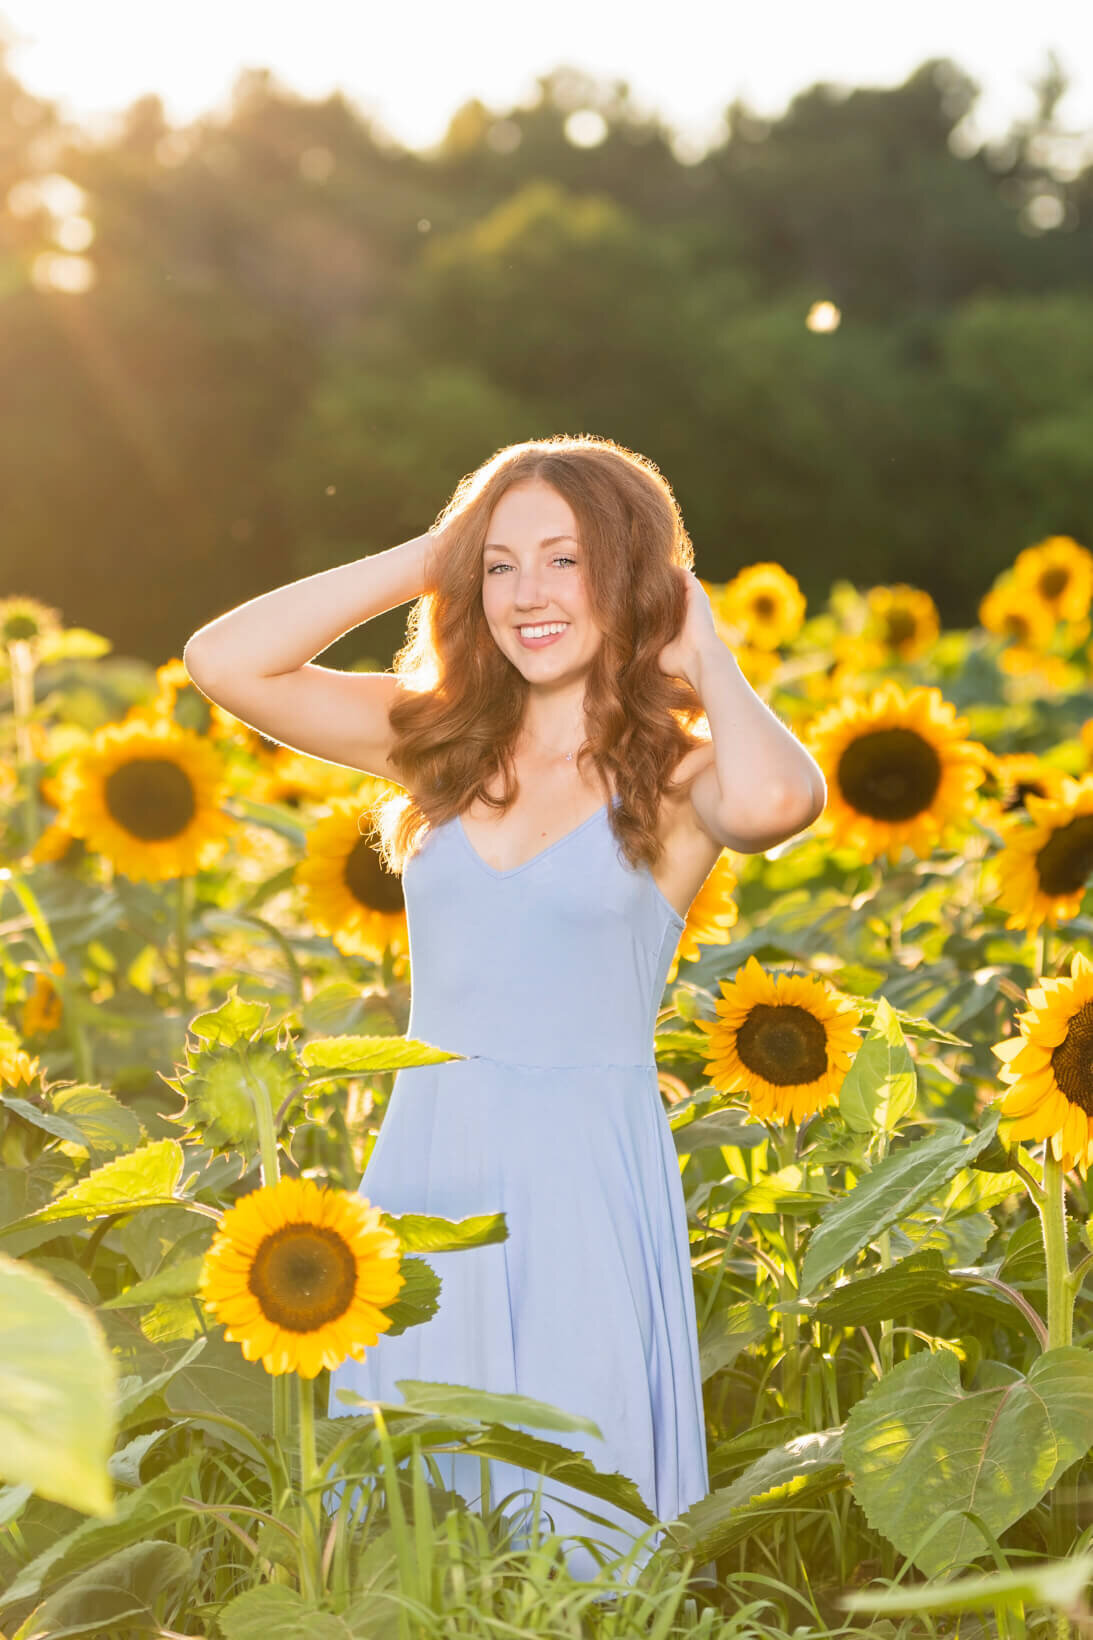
[{"x1": 514, "y1": 578, "x2": 548, "y2": 605}]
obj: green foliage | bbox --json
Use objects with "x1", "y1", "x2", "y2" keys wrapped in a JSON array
[
  {"x1": 841, "y1": 1550, "x2": 1093, "y2": 1620},
  {"x1": 5, "y1": 65, "x2": 1093, "y2": 1607},
  {"x1": 11, "y1": 1138, "x2": 185, "y2": 1226},
  {"x1": 799, "y1": 1120, "x2": 998, "y2": 1295},
  {"x1": 4, "y1": 46, "x2": 1093, "y2": 660},
  {"x1": 836, "y1": 999, "x2": 917, "y2": 1134},
  {"x1": 0, "y1": 1255, "x2": 117, "y2": 1517},
  {"x1": 664, "y1": 1430, "x2": 847, "y2": 1563},
  {"x1": 843, "y1": 1347, "x2": 1093, "y2": 1577}
]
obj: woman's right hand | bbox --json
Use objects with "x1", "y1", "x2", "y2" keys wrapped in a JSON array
[{"x1": 422, "y1": 518, "x2": 456, "y2": 587}]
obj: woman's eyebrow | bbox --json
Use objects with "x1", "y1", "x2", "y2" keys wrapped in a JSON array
[{"x1": 483, "y1": 535, "x2": 577, "y2": 554}]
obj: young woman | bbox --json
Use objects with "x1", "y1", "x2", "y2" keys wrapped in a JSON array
[{"x1": 184, "y1": 434, "x2": 825, "y2": 1587}]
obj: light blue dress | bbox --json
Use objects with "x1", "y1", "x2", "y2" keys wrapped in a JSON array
[{"x1": 327, "y1": 792, "x2": 710, "y2": 1583}]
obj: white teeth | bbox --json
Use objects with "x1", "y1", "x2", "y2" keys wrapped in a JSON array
[{"x1": 519, "y1": 624, "x2": 567, "y2": 637}]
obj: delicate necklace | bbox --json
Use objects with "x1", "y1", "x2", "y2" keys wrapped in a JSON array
[{"x1": 523, "y1": 726, "x2": 583, "y2": 762}]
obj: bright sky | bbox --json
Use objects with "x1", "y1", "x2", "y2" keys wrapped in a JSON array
[{"x1": 2, "y1": 0, "x2": 1091, "y2": 155}]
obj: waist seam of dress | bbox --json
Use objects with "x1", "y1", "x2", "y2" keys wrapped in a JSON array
[{"x1": 462, "y1": 1053, "x2": 659, "y2": 1071}]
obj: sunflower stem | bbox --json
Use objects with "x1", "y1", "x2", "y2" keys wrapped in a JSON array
[
  {"x1": 1038, "y1": 1148, "x2": 1073, "y2": 1351},
  {"x1": 295, "y1": 1372, "x2": 322, "y2": 1600},
  {"x1": 775, "y1": 1124, "x2": 802, "y2": 1417},
  {"x1": 237, "y1": 1048, "x2": 292, "y2": 1449},
  {"x1": 1029, "y1": 926, "x2": 1074, "y2": 1354},
  {"x1": 1067, "y1": 1248, "x2": 1093, "y2": 1295}
]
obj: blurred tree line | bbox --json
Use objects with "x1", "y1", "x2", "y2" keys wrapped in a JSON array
[{"x1": 2, "y1": 41, "x2": 1092, "y2": 667}]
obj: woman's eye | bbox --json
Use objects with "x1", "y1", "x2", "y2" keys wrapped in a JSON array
[{"x1": 487, "y1": 557, "x2": 577, "y2": 575}]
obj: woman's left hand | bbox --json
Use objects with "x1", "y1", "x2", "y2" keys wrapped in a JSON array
[{"x1": 656, "y1": 569, "x2": 722, "y2": 682}]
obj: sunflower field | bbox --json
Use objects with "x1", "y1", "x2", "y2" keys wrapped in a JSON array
[{"x1": 2, "y1": 536, "x2": 1093, "y2": 1639}]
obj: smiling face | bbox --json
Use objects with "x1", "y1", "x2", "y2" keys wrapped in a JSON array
[{"x1": 480, "y1": 479, "x2": 603, "y2": 681}]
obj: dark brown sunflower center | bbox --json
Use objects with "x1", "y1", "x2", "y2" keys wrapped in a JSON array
[
  {"x1": 1002, "y1": 780, "x2": 1047, "y2": 813},
  {"x1": 103, "y1": 756, "x2": 197, "y2": 840},
  {"x1": 735, "y1": 1003, "x2": 829, "y2": 1087},
  {"x1": 344, "y1": 835, "x2": 405, "y2": 914},
  {"x1": 1039, "y1": 566, "x2": 1069, "y2": 600},
  {"x1": 1003, "y1": 613, "x2": 1030, "y2": 642},
  {"x1": 1034, "y1": 814, "x2": 1093, "y2": 897},
  {"x1": 1049, "y1": 999, "x2": 1093, "y2": 1116},
  {"x1": 836, "y1": 727, "x2": 942, "y2": 822},
  {"x1": 884, "y1": 609, "x2": 918, "y2": 648},
  {"x1": 248, "y1": 1223, "x2": 357, "y2": 1332},
  {"x1": 752, "y1": 595, "x2": 777, "y2": 620}
]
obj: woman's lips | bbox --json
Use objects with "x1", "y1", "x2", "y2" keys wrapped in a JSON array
[{"x1": 515, "y1": 624, "x2": 569, "y2": 648}]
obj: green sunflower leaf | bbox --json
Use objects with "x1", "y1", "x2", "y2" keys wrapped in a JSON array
[
  {"x1": 390, "y1": 1379, "x2": 604, "y2": 1437},
  {"x1": 853, "y1": 997, "x2": 971, "y2": 1048},
  {"x1": 0, "y1": 1452, "x2": 199, "y2": 1610},
  {"x1": 0, "y1": 1089, "x2": 98, "y2": 1152},
  {"x1": 186, "y1": 986, "x2": 271, "y2": 1046},
  {"x1": 300, "y1": 1034, "x2": 469, "y2": 1075},
  {"x1": 837, "y1": 996, "x2": 918, "y2": 1133},
  {"x1": 699, "y1": 1299, "x2": 770, "y2": 1381},
  {"x1": 799, "y1": 1121, "x2": 996, "y2": 1296},
  {"x1": 50, "y1": 1084, "x2": 145, "y2": 1159},
  {"x1": 219, "y1": 1585, "x2": 354, "y2": 1639},
  {"x1": 373, "y1": 1255, "x2": 440, "y2": 1336},
  {"x1": 844, "y1": 1347, "x2": 1093, "y2": 1577},
  {"x1": 100, "y1": 1253, "x2": 206, "y2": 1309},
  {"x1": 654, "y1": 1028, "x2": 711, "y2": 1057},
  {"x1": 14, "y1": 1139, "x2": 186, "y2": 1225},
  {"x1": 12, "y1": 1540, "x2": 194, "y2": 1637},
  {"x1": 811, "y1": 1249, "x2": 1024, "y2": 1332},
  {"x1": 840, "y1": 1551, "x2": 1093, "y2": 1618},
  {"x1": 380, "y1": 1209, "x2": 508, "y2": 1251},
  {"x1": 671, "y1": 1109, "x2": 766, "y2": 1152},
  {"x1": 661, "y1": 1428, "x2": 846, "y2": 1562},
  {"x1": 0, "y1": 1253, "x2": 117, "y2": 1518}
]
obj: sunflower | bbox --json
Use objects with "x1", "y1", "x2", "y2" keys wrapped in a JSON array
[
  {"x1": 142, "y1": 655, "x2": 272, "y2": 760},
  {"x1": 991, "y1": 949, "x2": 1093, "y2": 1176},
  {"x1": 731, "y1": 643, "x2": 783, "y2": 690},
  {"x1": 718, "y1": 564, "x2": 807, "y2": 652},
  {"x1": 261, "y1": 746, "x2": 364, "y2": 807},
  {"x1": 801, "y1": 681, "x2": 988, "y2": 863},
  {"x1": 696, "y1": 955, "x2": 862, "y2": 1124},
  {"x1": 799, "y1": 634, "x2": 889, "y2": 706},
  {"x1": 865, "y1": 585, "x2": 939, "y2": 661},
  {"x1": 20, "y1": 964, "x2": 65, "y2": 1038},
  {"x1": 0, "y1": 595, "x2": 62, "y2": 655},
  {"x1": 979, "y1": 577, "x2": 1056, "y2": 652},
  {"x1": 1012, "y1": 536, "x2": 1093, "y2": 626},
  {"x1": 665, "y1": 850, "x2": 739, "y2": 986},
  {"x1": 977, "y1": 753, "x2": 1072, "y2": 830},
  {"x1": 295, "y1": 788, "x2": 408, "y2": 969},
  {"x1": 992, "y1": 775, "x2": 1093, "y2": 932},
  {"x1": 198, "y1": 1175, "x2": 406, "y2": 1377},
  {"x1": 21, "y1": 816, "x2": 85, "y2": 871},
  {"x1": 52, "y1": 718, "x2": 233, "y2": 882},
  {"x1": 0, "y1": 1027, "x2": 41, "y2": 1090}
]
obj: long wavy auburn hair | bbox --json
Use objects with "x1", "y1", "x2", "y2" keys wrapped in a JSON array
[{"x1": 369, "y1": 433, "x2": 712, "y2": 876}]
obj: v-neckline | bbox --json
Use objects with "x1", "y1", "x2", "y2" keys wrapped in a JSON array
[{"x1": 456, "y1": 798, "x2": 613, "y2": 880}]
